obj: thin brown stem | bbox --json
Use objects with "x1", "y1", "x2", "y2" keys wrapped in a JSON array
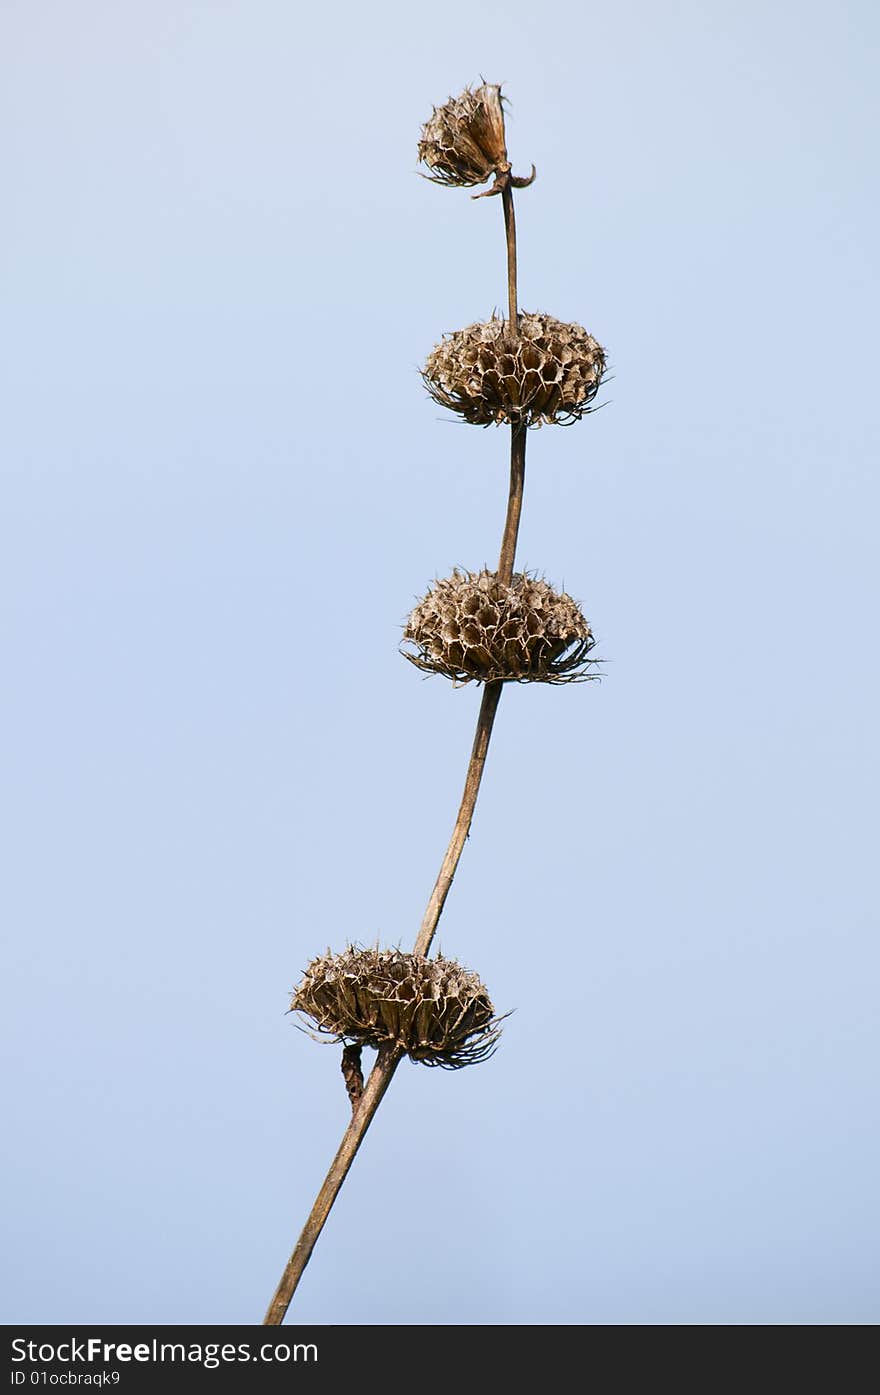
[
  {"x1": 497, "y1": 424, "x2": 526, "y2": 587},
  {"x1": 263, "y1": 1045, "x2": 403, "y2": 1325},
  {"x1": 501, "y1": 181, "x2": 518, "y2": 329},
  {"x1": 413, "y1": 679, "x2": 503, "y2": 957},
  {"x1": 498, "y1": 181, "x2": 525, "y2": 587}
]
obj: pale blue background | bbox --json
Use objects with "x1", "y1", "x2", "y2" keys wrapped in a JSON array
[{"x1": 2, "y1": 0, "x2": 878, "y2": 1325}]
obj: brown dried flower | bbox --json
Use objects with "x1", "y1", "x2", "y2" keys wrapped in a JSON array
[
  {"x1": 423, "y1": 312, "x2": 606, "y2": 427},
  {"x1": 402, "y1": 569, "x2": 597, "y2": 685},
  {"x1": 290, "y1": 946, "x2": 503, "y2": 1069},
  {"x1": 418, "y1": 83, "x2": 509, "y2": 189}
]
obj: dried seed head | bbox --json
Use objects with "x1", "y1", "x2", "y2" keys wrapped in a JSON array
[
  {"x1": 423, "y1": 312, "x2": 606, "y2": 427},
  {"x1": 418, "y1": 83, "x2": 509, "y2": 189},
  {"x1": 290, "y1": 946, "x2": 503, "y2": 1069},
  {"x1": 402, "y1": 569, "x2": 598, "y2": 685}
]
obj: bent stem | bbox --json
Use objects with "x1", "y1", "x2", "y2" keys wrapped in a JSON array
[{"x1": 263, "y1": 183, "x2": 525, "y2": 1327}]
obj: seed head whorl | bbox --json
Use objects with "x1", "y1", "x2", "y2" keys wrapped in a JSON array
[
  {"x1": 422, "y1": 312, "x2": 606, "y2": 427},
  {"x1": 290, "y1": 947, "x2": 503, "y2": 1069},
  {"x1": 402, "y1": 569, "x2": 597, "y2": 685},
  {"x1": 418, "y1": 83, "x2": 509, "y2": 189}
]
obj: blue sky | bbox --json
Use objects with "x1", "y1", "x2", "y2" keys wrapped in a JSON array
[{"x1": 2, "y1": 0, "x2": 878, "y2": 1324}]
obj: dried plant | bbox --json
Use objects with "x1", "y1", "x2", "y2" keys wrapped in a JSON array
[
  {"x1": 417, "y1": 81, "x2": 536, "y2": 194},
  {"x1": 423, "y1": 312, "x2": 606, "y2": 427},
  {"x1": 291, "y1": 946, "x2": 503, "y2": 1068},
  {"x1": 403, "y1": 568, "x2": 597, "y2": 684},
  {"x1": 418, "y1": 82, "x2": 508, "y2": 188},
  {"x1": 263, "y1": 80, "x2": 608, "y2": 1325}
]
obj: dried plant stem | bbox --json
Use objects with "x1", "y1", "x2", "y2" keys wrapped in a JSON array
[
  {"x1": 498, "y1": 424, "x2": 526, "y2": 587},
  {"x1": 498, "y1": 181, "x2": 525, "y2": 586},
  {"x1": 263, "y1": 184, "x2": 525, "y2": 1328},
  {"x1": 263, "y1": 1045, "x2": 402, "y2": 1325},
  {"x1": 502, "y1": 182, "x2": 518, "y2": 328},
  {"x1": 413, "y1": 678, "x2": 503, "y2": 957}
]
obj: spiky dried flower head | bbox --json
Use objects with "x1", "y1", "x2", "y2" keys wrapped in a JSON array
[
  {"x1": 402, "y1": 569, "x2": 597, "y2": 685},
  {"x1": 290, "y1": 946, "x2": 503, "y2": 1069},
  {"x1": 418, "y1": 83, "x2": 509, "y2": 189},
  {"x1": 423, "y1": 312, "x2": 606, "y2": 427}
]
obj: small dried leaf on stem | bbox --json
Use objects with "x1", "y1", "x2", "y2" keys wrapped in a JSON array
[{"x1": 340, "y1": 1044, "x2": 364, "y2": 1111}]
